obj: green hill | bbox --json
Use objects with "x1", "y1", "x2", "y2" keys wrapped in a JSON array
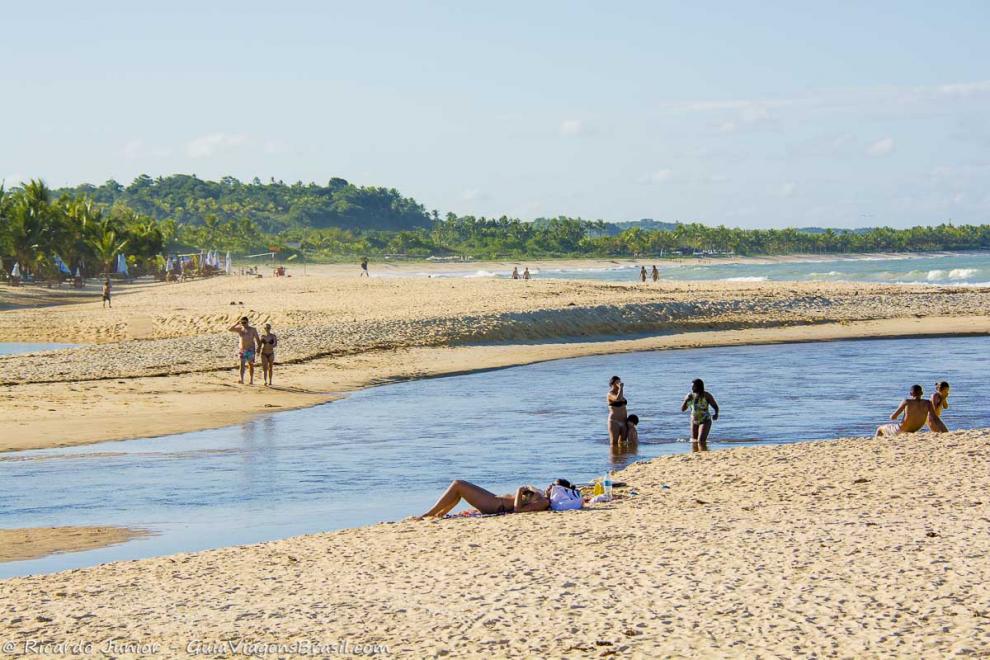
[{"x1": 55, "y1": 174, "x2": 431, "y2": 233}]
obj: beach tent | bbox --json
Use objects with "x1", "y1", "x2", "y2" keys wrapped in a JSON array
[{"x1": 53, "y1": 254, "x2": 72, "y2": 275}]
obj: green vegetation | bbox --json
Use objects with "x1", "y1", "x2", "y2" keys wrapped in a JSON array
[{"x1": 2, "y1": 174, "x2": 989, "y2": 279}]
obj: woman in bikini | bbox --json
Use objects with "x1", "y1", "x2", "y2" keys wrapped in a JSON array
[
  {"x1": 259, "y1": 323, "x2": 278, "y2": 386},
  {"x1": 681, "y1": 378, "x2": 719, "y2": 452},
  {"x1": 928, "y1": 380, "x2": 950, "y2": 433},
  {"x1": 419, "y1": 480, "x2": 549, "y2": 518},
  {"x1": 607, "y1": 376, "x2": 628, "y2": 446}
]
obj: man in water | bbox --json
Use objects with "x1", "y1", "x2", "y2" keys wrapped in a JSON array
[
  {"x1": 651, "y1": 265, "x2": 659, "y2": 282},
  {"x1": 228, "y1": 316, "x2": 261, "y2": 385},
  {"x1": 523, "y1": 267, "x2": 530, "y2": 280},
  {"x1": 511, "y1": 267, "x2": 519, "y2": 280},
  {"x1": 360, "y1": 257, "x2": 369, "y2": 277},
  {"x1": 875, "y1": 384, "x2": 936, "y2": 437},
  {"x1": 640, "y1": 266, "x2": 647, "y2": 282}
]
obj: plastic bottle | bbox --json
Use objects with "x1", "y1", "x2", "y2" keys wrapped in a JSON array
[
  {"x1": 603, "y1": 471, "x2": 613, "y2": 498},
  {"x1": 592, "y1": 480, "x2": 604, "y2": 496}
]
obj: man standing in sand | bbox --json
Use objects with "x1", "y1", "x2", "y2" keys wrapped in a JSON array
[
  {"x1": 875, "y1": 384, "x2": 936, "y2": 437},
  {"x1": 102, "y1": 278, "x2": 112, "y2": 308},
  {"x1": 360, "y1": 257, "x2": 369, "y2": 278},
  {"x1": 229, "y1": 316, "x2": 261, "y2": 385}
]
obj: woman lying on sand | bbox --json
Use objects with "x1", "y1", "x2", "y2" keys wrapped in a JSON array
[{"x1": 419, "y1": 480, "x2": 550, "y2": 518}]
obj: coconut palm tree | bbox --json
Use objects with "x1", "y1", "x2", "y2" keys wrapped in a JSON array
[{"x1": 88, "y1": 227, "x2": 129, "y2": 276}]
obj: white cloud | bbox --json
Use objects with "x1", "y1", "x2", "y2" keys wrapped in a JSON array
[
  {"x1": 186, "y1": 133, "x2": 248, "y2": 158},
  {"x1": 637, "y1": 169, "x2": 673, "y2": 184},
  {"x1": 934, "y1": 81, "x2": 990, "y2": 98},
  {"x1": 866, "y1": 137, "x2": 895, "y2": 157},
  {"x1": 264, "y1": 139, "x2": 289, "y2": 155},
  {"x1": 776, "y1": 182, "x2": 797, "y2": 197},
  {"x1": 122, "y1": 139, "x2": 144, "y2": 159},
  {"x1": 461, "y1": 188, "x2": 489, "y2": 201},
  {"x1": 559, "y1": 119, "x2": 587, "y2": 137}
]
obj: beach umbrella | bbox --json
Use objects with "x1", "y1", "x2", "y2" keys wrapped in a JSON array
[
  {"x1": 116, "y1": 254, "x2": 129, "y2": 276},
  {"x1": 225, "y1": 251, "x2": 232, "y2": 274},
  {"x1": 11, "y1": 262, "x2": 20, "y2": 278}
]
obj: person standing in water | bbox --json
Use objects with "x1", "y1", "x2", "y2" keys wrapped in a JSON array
[
  {"x1": 511, "y1": 267, "x2": 519, "y2": 280},
  {"x1": 101, "y1": 278, "x2": 112, "y2": 308},
  {"x1": 875, "y1": 384, "x2": 935, "y2": 437},
  {"x1": 640, "y1": 266, "x2": 647, "y2": 282},
  {"x1": 607, "y1": 376, "x2": 628, "y2": 446},
  {"x1": 651, "y1": 265, "x2": 659, "y2": 282},
  {"x1": 928, "y1": 381, "x2": 951, "y2": 433},
  {"x1": 360, "y1": 257, "x2": 369, "y2": 277},
  {"x1": 682, "y1": 378, "x2": 719, "y2": 452},
  {"x1": 523, "y1": 267, "x2": 530, "y2": 280},
  {"x1": 259, "y1": 323, "x2": 278, "y2": 386},
  {"x1": 229, "y1": 316, "x2": 261, "y2": 385}
]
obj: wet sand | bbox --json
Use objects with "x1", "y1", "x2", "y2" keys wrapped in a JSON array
[{"x1": 0, "y1": 527, "x2": 148, "y2": 563}]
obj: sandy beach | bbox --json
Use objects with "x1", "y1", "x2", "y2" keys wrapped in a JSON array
[
  {"x1": 1, "y1": 430, "x2": 988, "y2": 656},
  {"x1": 1, "y1": 270, "x2": 988, "y2": 452}
]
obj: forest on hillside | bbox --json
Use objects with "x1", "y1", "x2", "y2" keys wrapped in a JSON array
[{"x1": 2, "y1": 175, "x2": 989, "y2": 280}]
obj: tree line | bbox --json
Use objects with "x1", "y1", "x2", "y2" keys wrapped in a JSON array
[{"x1": 2, "y1": 176, "x2": 989, "y2": 280}]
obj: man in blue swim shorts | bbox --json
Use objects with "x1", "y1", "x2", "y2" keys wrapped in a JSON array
[{"x1": 228, "y1": 316, "x2": 261, "y2": 385}]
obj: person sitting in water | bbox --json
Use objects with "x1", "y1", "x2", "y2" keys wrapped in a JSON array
[
  {"x1": 625, "y1": 414, "x2": 639, "y2": 444},
  {"x1": 419, "y1": 480, "x2": 549, "y2": 518},
  {"x1": 927, "y1": 381, "x2": 951, "y2": 433},
  {"x1": 875, "y1": 384, "x2": 935, "y2": 437}
]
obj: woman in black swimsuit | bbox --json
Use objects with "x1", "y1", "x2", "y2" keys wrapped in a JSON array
[
  {"x1": 259, "y1": 323, "x2": 278, "y2": 386},
  {"x1": 607, "y1": 375, "x2": 628, "y2": 445}
]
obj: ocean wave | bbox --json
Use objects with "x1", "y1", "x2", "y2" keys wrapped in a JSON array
[
  {"x1": 949, "y1": 268, "x2": 978, "y2": 279},
  {"x1": 464, "y1": 270, "x2": 501, "y2": 278},
  {"x1": 722, "y1": 276, "x2": 768, "y2": 282}
]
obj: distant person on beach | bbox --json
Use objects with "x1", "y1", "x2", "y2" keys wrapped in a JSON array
[
  {"x1": 101, "y1": 278, "x2": 112, "y2": 308},
  {"x1": 360, "y1": 257, "x2": 369, "y2": 277},
  {"x1": 682, "y1": 378, "x2": 719, "y2": 452},
  {"x1": 651, "y1": 265, "x2": 659, "y2": 282},
  {"x1": 928, "y1": 381, "x2": 951, "y2": 433},
  {"x1": 607, "y1": 376, "x2": 628, "y2": 446},
  {"x1": 640, "y1": 266, "x2": 647, "y2": 282},
  {"x1": 625, "y1": 414, "x2": 639, "y2": 444},
  {"x1": 511, "y1": 267, "x2": 519, "y2": 280},
  {"x1": 875, "y1": 384, "x2": 935, "y2": 437},
  {"x1": 419, "y1": 480, "x2": 550, "y2": 518},
  {"x1": 229, "y1": 316, "x2": 261, "y2": 385},
  {"x1": 523, "y1": 267, "x2": 530, "y2": 280},
  {"x1": 259, "y1": 323, "x2": 278, "y2": 386}
]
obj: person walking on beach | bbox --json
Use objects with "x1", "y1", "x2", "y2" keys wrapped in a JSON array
[
  {"x1": 640, "y1": 266, "x2": 647, "y2": 283},
  {"x1": 101, "y1": 278, "x2": 112, "y2": 308},
  {"x1": 523, "y1": 267, "x2": 530, "y2": 280},
  {"x1": 607, "y1": 376, "x2": 628, "y2": 446},
  {"x1": 511, "y1": 267, "x2": 520, "y2": 280},
  {"x1": 651, "y1": 265, "x2": 659, "y2": 282},
  {"x1": 229, "y1": 316, "x2": 261, "y2": 385},
  {"x1": 875, "y1": 384, "x2": 935, "y2": 437},
  {"x1": 259, "y1": 323, "x2": 278, "y2": 386},
  {"x1": 928, "y1": 381, "x2": 951, "y2": 433},
  {"x1": 360, "y1": 257, "x2": 369, "y2": 277},
  {"x1": 682, "y1": 378, "x2": 719, "y2": 452}
]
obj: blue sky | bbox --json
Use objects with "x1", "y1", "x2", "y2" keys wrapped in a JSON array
[{"x1": 2, "y1": 1, "x2": 989, "y2": 228}]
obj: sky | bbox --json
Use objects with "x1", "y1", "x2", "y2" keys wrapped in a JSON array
[{"x1": 2, "y1": 1, "x2": 989, "y2": 228}]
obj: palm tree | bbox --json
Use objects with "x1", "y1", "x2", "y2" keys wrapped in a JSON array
[{"x1": 88, "y1": 227, "x2": 129, "y2": 276}]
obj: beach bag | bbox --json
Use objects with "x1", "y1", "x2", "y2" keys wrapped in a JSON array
[{"x1": 548, "y1": 484, "x2": 583, "y2": 511}]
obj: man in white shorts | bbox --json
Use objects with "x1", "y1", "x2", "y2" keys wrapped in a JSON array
[{"x1": 875, "y1": 384, "x2": 935, "y2": 437}]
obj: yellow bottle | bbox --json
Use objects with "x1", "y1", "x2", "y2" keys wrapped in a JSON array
[{"x1": 592, "y1": 480, "x2": 604, "y2": 496}]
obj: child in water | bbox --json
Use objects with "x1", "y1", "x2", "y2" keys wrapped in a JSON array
[
  {"x1": 625, "y1": 414, "x2": 639, "y2": 444},
  {"x1": 928, "y1": 381, "x2": 950, "y2": 433}
]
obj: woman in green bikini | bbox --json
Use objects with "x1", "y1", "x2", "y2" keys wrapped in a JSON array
[{"x1": 681, "y1": 378, "x2": 719, "y2": 452}]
